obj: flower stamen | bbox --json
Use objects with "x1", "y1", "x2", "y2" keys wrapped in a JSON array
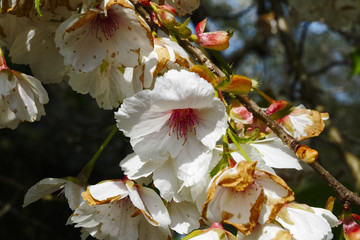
[
  {"x1": 91, "y1": 9, "x2": 120, "y2": 40},
  {"x1": 167, "y1": 108, "x2": 199, "y2": 142}
]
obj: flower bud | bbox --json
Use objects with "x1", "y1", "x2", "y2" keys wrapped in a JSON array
[
  {"x1": 217, "y1": 75, "x2": 252, "y2": 95},
  {"x1": 195, "y1": 19, "x2": 230, "y2": 51},
  {"x1": 339, "y1": 209, "x2": 360, "y2": 240},
  {"x1": 190, "y1": 65, "x2": 217, "y2": 85},
  {"x1": 266, "y1": 100, "x2": 293, "y2": 121},
  {"x1": 150, "y1": 3, "x2": 176, "y2": 29},
  {"x1": 139, "y1": 0, "x2": 150, "y2": 7},
  {"x1": 296, "y1": 145, "x2": 318, "y2": 163}
]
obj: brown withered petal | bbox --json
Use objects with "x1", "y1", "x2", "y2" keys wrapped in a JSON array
[{"x1": 217, "y1": 161, "x2": 256, "y2": 192}]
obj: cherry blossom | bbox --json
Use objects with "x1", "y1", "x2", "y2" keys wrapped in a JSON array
[
  {"x1": 0, "y1": 49, "x2": 49, "y2": 129},
  {"x1": 55, "y1": 0, "x2": 153, "y2": 73},
  {"x1": 71, "y1": 179, "x2": 171, "y2": 240},
  {"x1": 116, "y1": 69, "x2": 227, "y2": 191},
  {"x1": 202, "y1": 161, "x2": 294, "y2": 235}
]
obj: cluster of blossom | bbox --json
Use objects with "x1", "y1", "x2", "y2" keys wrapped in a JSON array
[{"x1": 1, "y1": 0, "x2": 356, "y2": 239}]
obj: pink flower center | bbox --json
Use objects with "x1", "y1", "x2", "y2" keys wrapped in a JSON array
[
  {"x1": 91, "y1": 9, "x2": 121, "y2": 40},
  {"x1": 167, "y1": 108, "x2": 199, "y2": 142}
]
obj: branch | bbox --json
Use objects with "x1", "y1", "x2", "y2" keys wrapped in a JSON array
[{"x1": 129, "y1": 0, "x2": 360, "y2": 208}]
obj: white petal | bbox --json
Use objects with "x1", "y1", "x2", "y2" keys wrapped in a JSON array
[
  {"x1": 10, "y1": 22, "x2": 66, "y2": 84},
  {"x1": 127, "y1": 183, "x2": 171, "y2": 227},
  {"x1": 230, "y1": 145, "x2": 276, "y2": 175},
  {"x1": 255, "y1": 171, "x2": 293, "y2": 224},
  {"x1": 55, "y1": 13, "x2": 106, "y2": 73},
  {"x1": 152, "y1": 70, "x2": 215, "y2": 111},
  {"x1": 312, "y1": 207, "x2": 339, "y2": 227},
  {"x1": 120, "y1": 153, "x2": 158, "y2": 180},
  {"x1": 238, "y1": 223, "x2": 291, "y2": 240},
  {"x1": 168, "y1": 201, "x2": 200, "y2": 234},
  {"x1": 206, "y1": 185, "x2": 262, "y2": 224},
  {"x1": 6, "y1": 72, "x2": 48, "y2": 122},
  {"x1": 23, "y1": 178, "x2": 66, "y2": 207},
  {"x1": 88, "y1": 180, "x2": 128, "y2": 201},
  {"x1": 69, "y1": 64, "x2": 131, "y2": 109},
  {"x1": 176, "y1": 135, "x2": 213, "y2": 186},
  {"x1": 132, "y1": 125, "x2": 183, "y2": 160},
  {"x1": 195, "y1": 100, "x2": 227, "y2": 149},
  {"x1": 0, "y1": 13, "x2": 29, "y2": 49},
  {"x1": 0, "y1": 98, "x2": 19, "y2": 129},
  {"x1": 277, "y1": 206, "x2": 335, "y2": 240},
  {"x1": 115, "y1": 90, "x2": 169, "y2": 143},
  {"x1": 64, "y1": 181, "x2": 85, "y2": 210},
  {"x1": 102, "y1": 4, "x2": 153, "y2": 67},
  {"x1": 249, "y1": 138, "x2": 302, "y2": 170},
  {"x1": 0, "y1": 71, "x2": 17, "y2": 97},
  {"x1": 153, "y1": 159, "x2": 183, "y2": 202},
  {"x1": 138, "y1": 217, "x2": 171, "y2": 240}
]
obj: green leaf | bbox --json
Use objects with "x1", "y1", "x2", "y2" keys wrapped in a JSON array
[
  {"x1": 351, "y1": 48, "x2": 360, "y2": 75},
  {"x1": 210, "y1": 154, "x2": 229, "y2": 178},
  {"x1": 34, "y1": 0, "x2": 43, "y2": 17},
  {"x1": 227, "y1": 126, "x2": 259, "y2": 144}
]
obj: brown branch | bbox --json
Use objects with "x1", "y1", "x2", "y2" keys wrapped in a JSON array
[{"x1": 129, "y1": 0, "x2": 360, "y2": 208}]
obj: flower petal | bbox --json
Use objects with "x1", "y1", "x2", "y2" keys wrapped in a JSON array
[
  {"x1": 168, "y1": 201, "x2": 200, "y2": 234},
  {"x1": 23, "y1": 178, "x2": 66, "y2": 207}
]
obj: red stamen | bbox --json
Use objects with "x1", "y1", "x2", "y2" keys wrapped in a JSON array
[
  {"x1": 167, "y1": 108, "x2": 199, "y2": 142},
  {"x1": 90, "y1": 9, "x2": 121, "y2": 40}
]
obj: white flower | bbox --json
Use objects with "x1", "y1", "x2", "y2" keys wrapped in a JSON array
[
  {"x1": 55, "y1": 0, "x2": 153, "y2": 73},
  {"x1": 71, "y1": 179, "x2": 171, "y2": 240},
  {"x1": 116, "y1": 69, "x2": 227, "y2": 189},
  {"x1": 276, "y1": 203, "x2": 339, "y2": 240},
  {"x1": 0, "y1": 51, "x2": 49, "y2": 129},
  {"x1": 23, "y1": 178, "x2": 84, "y2": 210},
  {"x1": 202, "y1": 161, "x2": 294, "y2": 235}
]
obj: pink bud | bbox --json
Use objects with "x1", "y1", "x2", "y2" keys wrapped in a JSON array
[
  {"x1": 159, "y1": 4, "x2": 177, "y2": 15},
  {"x1": 195, "y1": 19, "x2": 230, "y2": 51},
  {"x1": 210, "y1": 222, "x2": 224, "y2": 229},
  {"x1": 0, "y1": 48, "x2": 9, "y2": 71},
  {"x1": 139, "y1": 0, "x2": 150, "y2": 7},
  {"x1": 340, "y1": 210, "x2": 360, "y2": 240},
  {"x1": 231, "y1": 106, "x2": 254, "y2": 125},
  {"x1": 150, "y1": 3, "x2": 176, "y2": 29},
  {"x1": 265, "y1": 100, "x2": 288, "y2": 115}
]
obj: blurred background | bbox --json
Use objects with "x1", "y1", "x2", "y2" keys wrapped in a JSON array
[{"x1": 1, "y1": 0, "x2": 360, "y2": 239}]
